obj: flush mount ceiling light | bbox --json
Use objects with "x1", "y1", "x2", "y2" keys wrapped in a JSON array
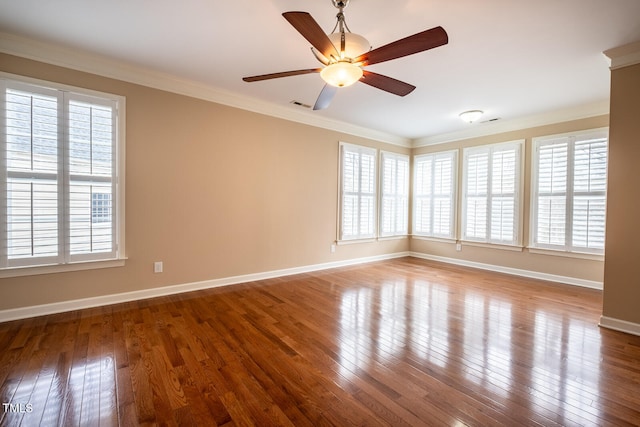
[{"x1": 459, "y1": 110, "x2": 484, "y2": 123}]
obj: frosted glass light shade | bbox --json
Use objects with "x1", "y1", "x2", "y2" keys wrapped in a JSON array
[
  {"x1": 320, "y1": 62, "x2": 364, "y2": 87},
  {"x1": 459, "y1": 110, "x2": 484, "y2": 123}
]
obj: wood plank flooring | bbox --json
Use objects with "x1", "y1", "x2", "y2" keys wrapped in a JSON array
[{"x1": 1, "y1": 257, "x2": 640, "y2": 426}]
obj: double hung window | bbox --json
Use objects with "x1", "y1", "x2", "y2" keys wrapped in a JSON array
[
  {"x1": 413, "y1": 150, "x2": 457, "y2": 239},
  {"x1": 462, "y1": 140, "x2": 523, "y2": 245},
  {"x1": 531, "y1": 129, "x2": 607, "y2": 254},
  {"x1": 1, "y1": 76, "x2": 124, "y2": 272},
  {"x1": 339, "y1": 143, "x2": 377, "y2": 240}
]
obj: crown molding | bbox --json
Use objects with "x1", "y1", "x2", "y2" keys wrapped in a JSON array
[
  {"x1": 0, "y1": 32, "x2": 411, "y2": 147},
  {"x1": 603, "y1": 40, "x2": 640, "y2": 70},
  {"x1": 412, "y1": 100, "x2": 610, "y2": 147},
  {"x1": 1, "y1": 31, "x2": 618, "y2": 149}
]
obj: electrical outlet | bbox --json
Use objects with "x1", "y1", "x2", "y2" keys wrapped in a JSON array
[
  {"x1": 154, "y1": 261, "x2": 163, "y2": 273},
  {"x1": 456, "y1": 243, "x2": 462, "y2": 252},
  {"x1": 330, "y1": 244, "x2": 336, "y2": 253}
]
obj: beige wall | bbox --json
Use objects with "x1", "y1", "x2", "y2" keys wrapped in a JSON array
[
  {"x1": 0, "y1": 52, "x2": 621, "y2": 316},
  {"x1": 0, "y1": 54, "x2": 409, "y2": 311},
  {"x1": 410, "y1": 116, "x2": 610, "y2": 283},
  {"x1": 602, "y1": 62, "x2": 640, "y2": 324}
]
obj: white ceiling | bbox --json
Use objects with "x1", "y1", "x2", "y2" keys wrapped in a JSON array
[{"x1": 1, "y1": 0, "x2": 640, "y2": 141}]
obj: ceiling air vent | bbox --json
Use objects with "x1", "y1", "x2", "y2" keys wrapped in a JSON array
[{"x1": 290, "y1": 100, "x2": 312, "y2": 109}]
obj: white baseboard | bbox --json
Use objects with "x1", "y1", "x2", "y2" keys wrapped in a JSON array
[
  {"x1": 409, "y1": 252, "x2": 603, "y2": 290},
  {"x1": 0, "y1": 252, "x2": 410, "y2": 323},
  {"x1": 599, "y1": 316, "x2": 640, "y2": 336},
  {"x1": 0, "y1": 250, "x2": 606, "y2": 323}
]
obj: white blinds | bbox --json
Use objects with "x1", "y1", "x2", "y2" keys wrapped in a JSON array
[
  {"x1": 2, "y1": 79, "x2": 120, "y2": 269},
  {"x1": 572, "y1": 138, "x2": 607, "y2": 249},
  {"x1": 340, "y1": 143, "x2": 377, "y2": 240},
  {"x1": 462, "y1": 141, "x2": 522, "y2": 245},
  {"x1": 535, "y1": 140, "x2": 568, "y2": 246},
  {"x1": 413, "y1": 151, "x2": 456, "y2": 238},
  {"x1": 68, "y1": 97, "x2": 116, "y2": 258},
  {"x1": 491, "y1": 148, "x2": 517, "y2": 242},
  {"x1": 464, "y1": 151, "x2": 489, "y2": 240},
  {"x1": 533, "y1": 130, "x2": 608, "y2": 253},
  {"x1": 380, "y1": 151, "x2": 409, "y2": 237},
  {"x1": 5, "y1": 86, "x2": 62, "y2": 264}
]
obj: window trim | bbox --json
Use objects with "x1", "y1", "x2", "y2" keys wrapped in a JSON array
[
  {"x1": 0, "y1": 72, "x2": 126, "y2": 277},
  {"x1": 529, "y1": 127, "x2": 608, "y2": 255},
  {"x1": 461, "y1": 139, "x2": 524, "y2": 246}
]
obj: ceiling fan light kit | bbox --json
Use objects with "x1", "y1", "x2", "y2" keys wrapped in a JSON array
[
  {"x1": 320, "y1": 62, "x2": 363, "y2": 87},
  {"x1": 243, "y1": 0, "x2": 448, "y2": 110}
]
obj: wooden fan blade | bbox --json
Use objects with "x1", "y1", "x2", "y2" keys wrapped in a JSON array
[
  {"x1": 283, "y1": 12, "x2": 339, "y2": 60},
  {"x1": 313, "y1": 84, "x2": 338, "y2": 110},
  {"x1": 243, "y1": 68, "x2": 322, "y2": 82},
  {"x1": 354, "y1": 26, "x2": 448, "y2": 66},
  {"x1": 359, "y1": 71, "x2": 416, "y2": 96}
]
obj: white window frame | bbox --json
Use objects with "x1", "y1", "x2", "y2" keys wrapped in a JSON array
[
  {"x1": 530, "y1": 128, "x2": 608, "y2": 255},
  {"x1": 412, "y1": 150, "x2": 458, "y2": 240},
  {"x1": 338, "y1": 142, "x2": 377, "y2": 241},
  {"x1": 379, "y1": 151, "x2": 409, "y2": 238},
  {"x1": 461, "y1": 140, "x2": 524, "y2": 247},
  {"x1": 1, "y1": 73, "x2": 126, "y2": 277}
]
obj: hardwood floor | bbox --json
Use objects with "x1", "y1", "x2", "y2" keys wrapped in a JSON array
[{"x1": 1, "y1": 257, "x2": 640, "y2": 426}]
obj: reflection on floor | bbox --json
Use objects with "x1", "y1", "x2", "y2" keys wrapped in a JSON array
[{"x1": 1, "y1": 257, "x2": 639, "y2": 426}]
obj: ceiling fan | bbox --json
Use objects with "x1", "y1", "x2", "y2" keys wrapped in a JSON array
[{"x1": 242, "y1": 0, "x2": 448, "y2": 110}]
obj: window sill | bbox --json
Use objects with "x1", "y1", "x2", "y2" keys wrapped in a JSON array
[
  {"x1": 336, "y1": 235, "x2": 408, "y2": 245},
  {"x1": 460, "y1": 241, "x2": 524, "y2": 252},
  {"x1": 0, "y1": 258, "x2": 127, "y2": 278},
  {"x1": 377, "y1": 235, "x2": 409, "y2": 241},
  {"x1": 527, "y1": 247, "x2": 604, "y2": 261},
  {"x1": 410, "y1": 235, "x2": 457, "y2": 244},
  {"x1": 336, "y1": 238, "x2": 377, "y2": 245}
]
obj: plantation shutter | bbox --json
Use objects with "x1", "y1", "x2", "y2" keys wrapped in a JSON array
[
  {"x1": 380, "y1": 152, "x2": 409, "y2": 237},
  {"x1": 462, "y1": 141, "x2": 521, "y2": 245},
  {"x1": 533, "y1": 131, "x2": 607, "y2": 253},
  {"x1": 4, "y1": 85, "x2": 62, "y2": 267},
  {"x1": 340, "y1": 143, "x2": 377, "y2": 240},
  {"x1": 534, "y1": 140, "x2": 568, "y2": 247},
  {"x1": 490, "y1": 146, "x2": 518, "y2": 243},
  {"x1": 432, "y1": 153, "x2": 455, "y2": 237},
  {"x1": 2, "y1": 78, "x2": 121, "y2": 270},
  {"x1": 67, "y1": 94, "x2": 117, "y2": 261},
  {"x1": 413, "y1": 151, "x2": 456, "y2": 238},
  {"x1": 414, "y1": 155, "x2": 433, "y2": 235},
  {"x1": 572, "y1": 137, "x2": 607, "y2": 250},
  {"x1": 464, "y1": 150, "x2": 489, "y2": 240}
]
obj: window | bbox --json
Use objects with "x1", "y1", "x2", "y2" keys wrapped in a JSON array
[
  {"x1": 92, "y1": 192, "x2": 112, "y2": 224},
  {"x1": 1, "y1": 76, "x2": 124, "y2": 272},
  {"x1": 339, "y1": 143, "x2": 377, "y2": 241},
  {"x1": 413, "y1": 150, "x2": 457, "y2": 239},
  {"x1": 462, "y1": 140, "x2": 523, "y2": 245},
  {"x1": 379, "y1": 151, "x2": 409, "y2": 237},
  {"x1": 531, "y1": 129, "x2": 608, "y2": 254}
]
